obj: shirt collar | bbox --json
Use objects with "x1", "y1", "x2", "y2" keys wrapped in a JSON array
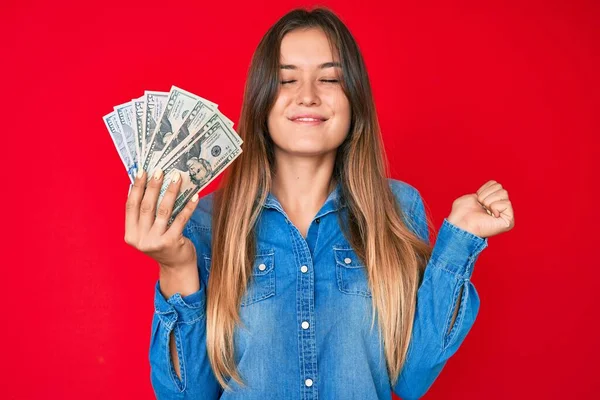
[{"x1": 262, "y1": 181, "x2": 345, "y2": 218}]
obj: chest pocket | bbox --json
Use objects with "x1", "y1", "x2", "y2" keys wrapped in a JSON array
[
  {"x1": 334, "y1": 247, "x2": 372, "y2": 298},
  {"x1": 203, "y1": 250, "x2": 276, "y2": 307}
]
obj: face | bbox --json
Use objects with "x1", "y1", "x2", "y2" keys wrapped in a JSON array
[
  {"x1": 267, "y1": 28, "x2": 351, "y2": 157},
  {"x1": 187, "y1": 158, "x2": 210, "y2": 184}
]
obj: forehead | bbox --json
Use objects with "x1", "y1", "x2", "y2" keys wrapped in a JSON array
[{"x1": 279, "y1": 28, "x2": 339, "y2": 67}]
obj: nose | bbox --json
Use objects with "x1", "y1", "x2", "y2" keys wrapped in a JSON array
[{"x1": 296, "y1": 81, "x2": 320, "y2": 106}]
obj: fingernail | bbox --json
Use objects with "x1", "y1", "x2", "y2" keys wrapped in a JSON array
[
  {"x1": 136, "y1": 169, "x2": 144, "y2": 179},
  {"x1": 171, "y1": 171, "x2": 180, "y2": 183},
  {"x1": 191, "y1": 193, "x2": 199, "y2": 203},
  {"x1": 153, "y1": 168, "x2": 162, "y2": 180}
]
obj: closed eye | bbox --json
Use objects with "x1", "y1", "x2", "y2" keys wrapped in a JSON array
[{"x1": 280, "y1": 79, "x2": 340, "y2": 84}]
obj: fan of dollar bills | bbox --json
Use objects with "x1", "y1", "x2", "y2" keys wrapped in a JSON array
[{"x1": 103, "y1": 85, "x2": 243, "y2": 220}]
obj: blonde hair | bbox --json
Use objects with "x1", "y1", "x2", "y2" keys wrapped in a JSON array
[{"x1": 206, "y1": 7, "x2": 433, "y2": 391}]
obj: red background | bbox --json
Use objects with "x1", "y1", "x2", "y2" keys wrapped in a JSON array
[{"x1": 2, "y1": 0, "x2": 598, "y2": 398}]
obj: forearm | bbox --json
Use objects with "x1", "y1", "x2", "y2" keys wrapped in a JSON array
[
  {"x1": 447, "y1": 285, "x2": 464, "y2": 334},
  {"x1": 158, "y1": 262, "x2": 200, "y2": 298},
  {"x1": 169, "y1": 330, "x2": 181, "y2": 379},
  {"x1": 392, "y1": 219, "x2": 488, "y2": 399},
  {"x1": 151, "y1": 279, "x2": 221, "y2": 398}
]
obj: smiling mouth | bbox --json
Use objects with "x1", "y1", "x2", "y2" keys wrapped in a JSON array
[{"x1": 289, "y1": 117, "x2": 328, "y2": 125}]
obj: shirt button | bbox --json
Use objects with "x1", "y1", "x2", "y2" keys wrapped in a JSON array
[
  {"x1": 305, "y1": 378, "x2": 313, "y2": 387},
  {"x1": 301, "y1": 321, "x2": 310, "y2": 329},
  {"x1": 344, "y1": 257, "x2": 352, "y2": 264},
  {"x1": 258, "y1": 263, "x2": 266, "y2": 271},
  {"x1": 315, "y1": 217, "x2": 320, "y2": 224},
  {"x1": 300, "y1": 265, "x2": 308, "y2": 273}
]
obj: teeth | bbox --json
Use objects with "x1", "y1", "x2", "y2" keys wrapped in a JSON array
[{"x1": 296, "y1": 118, "x2": 321, "y2": 122}]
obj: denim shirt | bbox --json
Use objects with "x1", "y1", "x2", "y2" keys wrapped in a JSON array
[{"x1": 150, "y1": 178, "x2": 488, "y2": 400}]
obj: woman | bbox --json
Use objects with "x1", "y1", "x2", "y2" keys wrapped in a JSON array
[{"x1": 125, "y1": 7, "x2": 515, "y2": 400}]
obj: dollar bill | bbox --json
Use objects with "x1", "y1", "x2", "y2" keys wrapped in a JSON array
[
  {"x1": 105, "y1": 87, "x2": 242, "y2": 213},
  {"x1": 156, "y1": 114, "x2": 243, "y2": 222},
  {"x1": 114, "y1": 101, "x2": 138, "y2": 169},
  {"x1": 141, "y1": 91, "x2": 168, "y2": 164},
  {"x1": 154, "y1": 110, "x2": 242, "y2": 177},
  {"x1": 152, "y1": 100, "x2": 218, "y2": 171},
  {"x1": 220, "y1": 113, "x2": 235, "y2": 128},
  {"x1": 103, "y1": 111, "x2": 137, "y2": 182},
  {"x1": 142, "y1": 86, "x2": 218, "y2": 173},
  {"x1": 132, "y1": 96, "x2": 145, "y2": 166}
]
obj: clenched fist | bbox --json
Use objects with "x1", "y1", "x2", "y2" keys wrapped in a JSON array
[{"x1": 447, "y1": 180, "x2": 515, "y2": 239}]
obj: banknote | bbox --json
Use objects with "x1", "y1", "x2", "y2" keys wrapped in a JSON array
[
  {"x1": 155, "y1": 109, "x2": 242, "y2": 177},
  {"x1": 104, "y1": 87, "x2": 243, "y2": 222},
  {"x1": 141, "y1": 91, "x2": 168, "y2": 164},
  {"x1": 157, "y1": 114, "x2": 243, "y2": 222},
  {"x1": 132, "y1": 96, "x2": 145, "y2": 166},
  {"x1": 151, "y1": 100, "x2": 218, "y2": 171},
  {"x1": 114, "y1": 102, "x2": 138, "y2": 169},
  {"x1": 220, "y1": 113, "x2": 235, "y2": 128},
  {"x1": 142, "y1": 86, "x2": 218, "y2": 173},
  {"x1": 103, "y1": 111, "x2": 137, "y2": 182}
]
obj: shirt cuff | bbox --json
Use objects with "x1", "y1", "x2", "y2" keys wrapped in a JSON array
[
  {"x1": 153, "y1": 280, "x2": 206, "y2": 328},
  {"x1": 430, "y1": 218, "x2": 489, "y2": 279}
]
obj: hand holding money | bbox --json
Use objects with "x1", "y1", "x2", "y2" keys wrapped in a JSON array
[
  {"x1": 103, "y1": 85, "x2": 243, "y2": 223},
  {"x1": 124, "y1": 169, "x2": 200, "y2": 271}
]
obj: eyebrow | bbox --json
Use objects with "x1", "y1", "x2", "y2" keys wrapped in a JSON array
[{"x1": 279, "y1": 61, "x2": 342, "y2": 70}]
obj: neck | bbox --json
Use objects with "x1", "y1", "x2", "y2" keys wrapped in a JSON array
[{"x1": 270, "y1": 150, "x2": 337, "y2": 214}]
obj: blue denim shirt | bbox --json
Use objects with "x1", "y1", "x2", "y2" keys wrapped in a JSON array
[{"x1": 150, "y1": 178, "x2": 488, "y2": 399}]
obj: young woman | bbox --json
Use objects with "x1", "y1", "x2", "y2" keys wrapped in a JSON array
[{"x1": 125, "y1": 7, "x2": 515, "y2": 400}]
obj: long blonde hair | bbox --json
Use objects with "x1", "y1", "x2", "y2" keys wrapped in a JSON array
[{"x1": 206, "y1": 6, "x2": 433, "y2": 392}]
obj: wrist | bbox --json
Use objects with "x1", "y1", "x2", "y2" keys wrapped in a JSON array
[
  {"x1": 159, "y1": 259, "x2": 197, "y2": 270},
  {"x1": 158, "y1": 261, "x2": 200, "y2": 298},
  {"x1": 446, "y1": 214, "x2": 470, "y2": 232}
]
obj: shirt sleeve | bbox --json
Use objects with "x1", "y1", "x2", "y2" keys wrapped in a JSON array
[
  {"x1": 392, "y1": 188, "x2": 488, "y2": 399},
  {"x1": 148, "y1": 221, "x2": 222, "y2": 399}
]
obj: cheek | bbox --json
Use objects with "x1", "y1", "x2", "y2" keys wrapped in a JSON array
[
  {"x1": 331, "y1": 96, "x2": 351, "y2": 131},
  {"x1": 267, "y1": 97, "x2": 288, "y2": 133},
  {"x1": 335, "y1": 94, "x2": 351, "y2": 117}
]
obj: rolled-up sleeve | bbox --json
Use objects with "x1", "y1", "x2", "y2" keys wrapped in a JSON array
[{"x1": 393, "y1": 189, "x2": 488, "y2": 399}]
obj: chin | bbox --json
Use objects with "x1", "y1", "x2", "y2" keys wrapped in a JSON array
[{"x1": 279, "y1": 142, "x2": 336, "y2": 157}]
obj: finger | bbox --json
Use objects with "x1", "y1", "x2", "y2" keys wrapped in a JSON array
[
  {"x1": 138, "y1": 168, "x2": 164, "y2": 234},
  {"x1": 477, "y1": 182, "x2": 504, "y2": 205},
  {"x1": 165, "y1": 190, "x2": 200, "y2": 239},
  {"x1": 480, "y1": 203, "x2": 494, "y2": 216},
  {"x1": 488, "y1": 199, "x2": 514, "y2": 226},
  {"x1": 125, "y1": 169, "x2": 147, "y2": 238},
  {"x1": 151, "y1": 171, "x2": 183, "y2": 235},
  {"x1": 479, "y1": 189, "x2": 509, "y2": 217},
  {"x1": 476, "y1": 180, "x2": 499, "y2": 197}
]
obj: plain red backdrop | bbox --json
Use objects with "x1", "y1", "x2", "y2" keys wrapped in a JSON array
[{"x1": 1, "y1": 0, "x2": 598, "y2": 398}]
